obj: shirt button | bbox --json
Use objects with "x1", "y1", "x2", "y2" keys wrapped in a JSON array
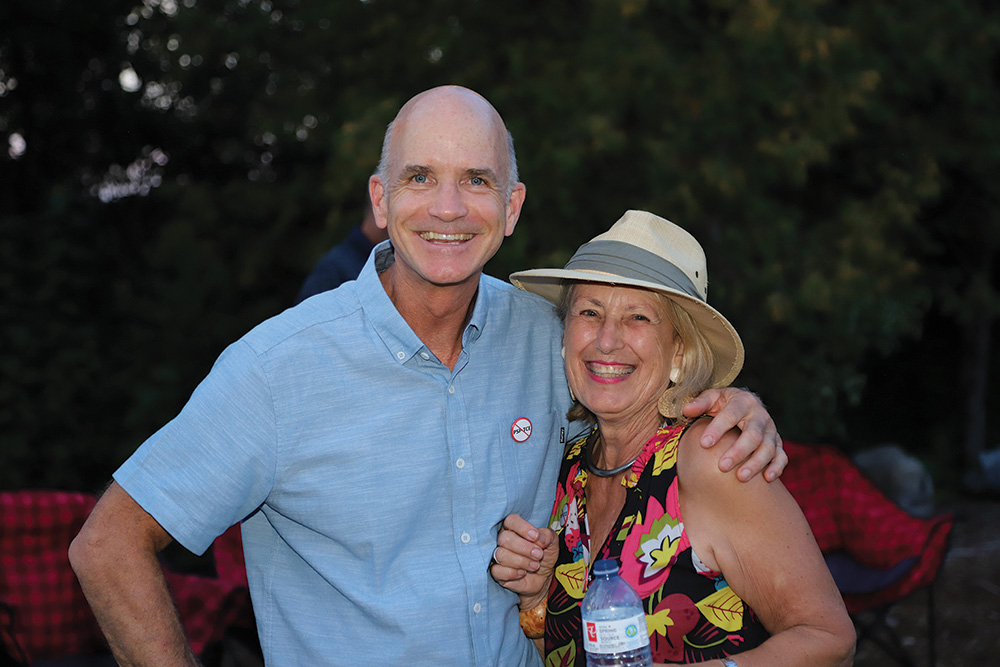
[
  {"x1": 473, "y1": 603, "x2": 482, "y2": 614},
  {"x1": 448, "y1": 385, "x2": 455, "y2": 394},
  {"x1": 420, "y1": 351, "x2": 430, "y2": 360},
  {"x1": 456, "y1": 458, "x2": 465, "y2": 469},
  {"x1": 396, "y1": 351, "x2": 405, "y2": 360},
  {"x1": 461, "y1": 533, "x2": 470, "y2": 544}
]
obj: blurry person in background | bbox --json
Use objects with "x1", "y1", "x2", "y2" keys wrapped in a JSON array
[{"x1": 296, "y1": 188, "x2": 389, "y2": 303}]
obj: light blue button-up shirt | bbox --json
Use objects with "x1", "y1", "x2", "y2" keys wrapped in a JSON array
[{"x1": 115, "y1": 243, "x2": 575, "y2": 665}]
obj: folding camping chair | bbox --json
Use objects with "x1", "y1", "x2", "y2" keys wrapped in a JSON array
[
  {"x1": 0, "y1": 491, "x2": 104, "y2": 663},
  {"x1": 0, "y1": 490, "x2": 256, "y2": 664},
  {"x1": 782, "y1": 441, "x2": 954, "y2": 667}
]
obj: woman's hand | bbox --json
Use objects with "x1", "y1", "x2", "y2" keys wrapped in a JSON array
[
  {"x1": 490, "y1": 513, "x2": 558, "y2": 610},
  {"x1": 683, "y1": 386, "x2": 786, "y2": 482}
]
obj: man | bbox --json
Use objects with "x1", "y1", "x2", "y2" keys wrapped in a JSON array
[
  {"x1": 295, "y1": 190, "x2": 389, "y2": 303},
  {"x1": 70, "y1": 86, "x2": 784, "y2": 665}
]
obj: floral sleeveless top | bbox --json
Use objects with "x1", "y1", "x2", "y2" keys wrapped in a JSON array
[{"x1": 543, "y1": 422, "x2": 769, "y2": 665}]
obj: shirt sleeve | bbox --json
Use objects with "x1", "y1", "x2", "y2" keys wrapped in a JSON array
[{"x1": 114, "y1": 339, "x2": 277, "y2": 555}]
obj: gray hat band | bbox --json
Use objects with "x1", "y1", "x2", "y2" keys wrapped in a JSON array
[{"x1": 565, "y1": 240, "x2": 703, "y2": 302}]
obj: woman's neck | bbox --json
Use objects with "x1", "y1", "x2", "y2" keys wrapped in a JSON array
[{"x1": 593, "y1": 413, "x2": 662, "y2": 470}]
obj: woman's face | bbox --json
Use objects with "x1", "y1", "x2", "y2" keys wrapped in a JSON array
[{"x1": 563, "y1": 283, "x2": 683, "y2": 428}]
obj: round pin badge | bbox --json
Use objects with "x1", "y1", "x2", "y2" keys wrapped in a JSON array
[{"x1": 511, "y1": 417, "x2": 532, "y2": 443}]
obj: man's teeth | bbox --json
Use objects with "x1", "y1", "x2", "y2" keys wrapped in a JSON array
[
  {"x1": 588, "y1": 363, "x2": 634, "y2": 378},
  {"x1": 420, "y1": 232, "x2": 474, "y2": 242}
]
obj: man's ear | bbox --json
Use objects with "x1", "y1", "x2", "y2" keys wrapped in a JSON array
[
  {"x1": 369, "y1": 175, "x2": 389, "y2": 230},
  {"x1": 504, "y1": 182, "x2": 526, "y2": 237}
]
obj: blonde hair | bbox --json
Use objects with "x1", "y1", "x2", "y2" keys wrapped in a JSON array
[{"x1": 557, "y1": 281, "x2": 716, "y2": 424}]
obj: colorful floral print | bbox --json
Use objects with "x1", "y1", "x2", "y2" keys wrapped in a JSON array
[{"x1": 542, "y1": 423, "x2": 768, "y2": 665}]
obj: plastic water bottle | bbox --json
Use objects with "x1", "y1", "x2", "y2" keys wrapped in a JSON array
[{"x1": 581, "y1": 559, "x2": 653, "y2": 667}]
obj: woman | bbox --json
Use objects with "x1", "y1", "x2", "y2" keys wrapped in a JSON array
[{"x1": 493, "y1": 211, "x2": 855, "y2": 666}]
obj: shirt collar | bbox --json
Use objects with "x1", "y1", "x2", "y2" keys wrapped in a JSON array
[{"x1": 358, "y1": 241, "x2": 486, "y2": 365}]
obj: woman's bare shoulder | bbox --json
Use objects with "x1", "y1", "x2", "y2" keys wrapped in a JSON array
[{"x1": 677, "y1": 417, "x2": 741, "y2": 490}]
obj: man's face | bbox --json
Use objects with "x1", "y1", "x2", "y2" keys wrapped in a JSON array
[{"x1": 371, "y1": 91, "x2": 525, "y2": 292}]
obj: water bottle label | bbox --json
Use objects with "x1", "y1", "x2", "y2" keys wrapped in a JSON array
[{"x1": 582, "y1": 612, "x2": 649, "y2": 654}]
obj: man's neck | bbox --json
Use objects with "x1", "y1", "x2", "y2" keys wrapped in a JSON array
[{"x1": 379, "y1": 265, "x2": 480, "y2": 371}]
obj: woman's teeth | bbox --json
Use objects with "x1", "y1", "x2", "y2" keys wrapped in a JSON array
[{"x1": 587, "y1": 362, "x2": 634, "y2": 378}]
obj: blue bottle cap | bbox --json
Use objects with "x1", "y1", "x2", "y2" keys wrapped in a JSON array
[{"x1": 592, "y1": 559, "x2": 619, "y2": 576}]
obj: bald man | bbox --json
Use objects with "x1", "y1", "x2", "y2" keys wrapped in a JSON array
[{"x1": 70, "y1": 87, "x2": 783, "y2": 666}]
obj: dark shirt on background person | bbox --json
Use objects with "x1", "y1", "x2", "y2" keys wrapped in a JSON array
[{"x1": 296, "y1": 205, "x2": 388, "y2": 303}]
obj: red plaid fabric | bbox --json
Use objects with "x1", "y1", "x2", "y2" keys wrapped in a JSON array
[
  {"x1": 164, "y1": 524, "x2": 254, "y2": 655},
  {"x1": 0, "y1": 490, "x2": 253, "y2": 660},
  {"x1": 781, "y1": 441, "x2": 953, "y2": 614},
  {"x1": 0, "y1": 490, "x2": 104, "y2": 661}
]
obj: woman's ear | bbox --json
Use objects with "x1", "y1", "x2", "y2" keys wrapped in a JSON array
[{"x1": 669, "y1": 339, "x2": 685, "y2": 384}]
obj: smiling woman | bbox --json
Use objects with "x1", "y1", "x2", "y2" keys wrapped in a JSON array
[
  {"x1": 561, "y1": 283, "x2": 683, "y2": 436},
  {"x1": 558, "y1": 284, "x2": 715, "y2": 427},
  {"x1": 494, "y1": 210, "x2": 856, "y2": 667}
]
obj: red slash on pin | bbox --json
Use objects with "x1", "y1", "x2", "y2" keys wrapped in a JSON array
[{"x1": 511, "y1": 417, "x2": 532, "y2": 442}]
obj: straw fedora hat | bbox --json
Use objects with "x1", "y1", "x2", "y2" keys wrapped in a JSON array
[{"x1": 509, "y1": 210, "x2": 744, "y2": 388}]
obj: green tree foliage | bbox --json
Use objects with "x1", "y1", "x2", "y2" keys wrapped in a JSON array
[
  {"x1": 1, "y1": 0, "x2": 171, "y2": 488},
  {"x1": 1, "y1": 0, "x2": 997, "y2": 490}
]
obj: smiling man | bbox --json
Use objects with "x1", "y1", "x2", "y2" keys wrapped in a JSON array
[
  {"x1": 70, "y1": 86, "x2": 784, "y2": 666},
  {"x1": 369, "y1": 87, "x2": 525, "y2": 371}
]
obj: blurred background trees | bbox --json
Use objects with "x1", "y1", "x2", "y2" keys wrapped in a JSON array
[{"x1": 1, "y1": 0, "x2": 998, "y2": 492}]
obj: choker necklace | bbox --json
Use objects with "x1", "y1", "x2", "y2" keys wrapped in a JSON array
[{"x1": 584, "y1": 430, "x2": 640, "y2": 477}]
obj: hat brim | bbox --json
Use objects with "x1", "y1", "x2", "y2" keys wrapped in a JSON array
[{"x1": 510, "y1": 267, "x2": 745, "y2": 388}]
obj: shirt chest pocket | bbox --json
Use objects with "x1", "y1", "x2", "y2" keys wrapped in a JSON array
[{"x1": 495, "y1": 409, "x2": 564, "y2": 520}]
